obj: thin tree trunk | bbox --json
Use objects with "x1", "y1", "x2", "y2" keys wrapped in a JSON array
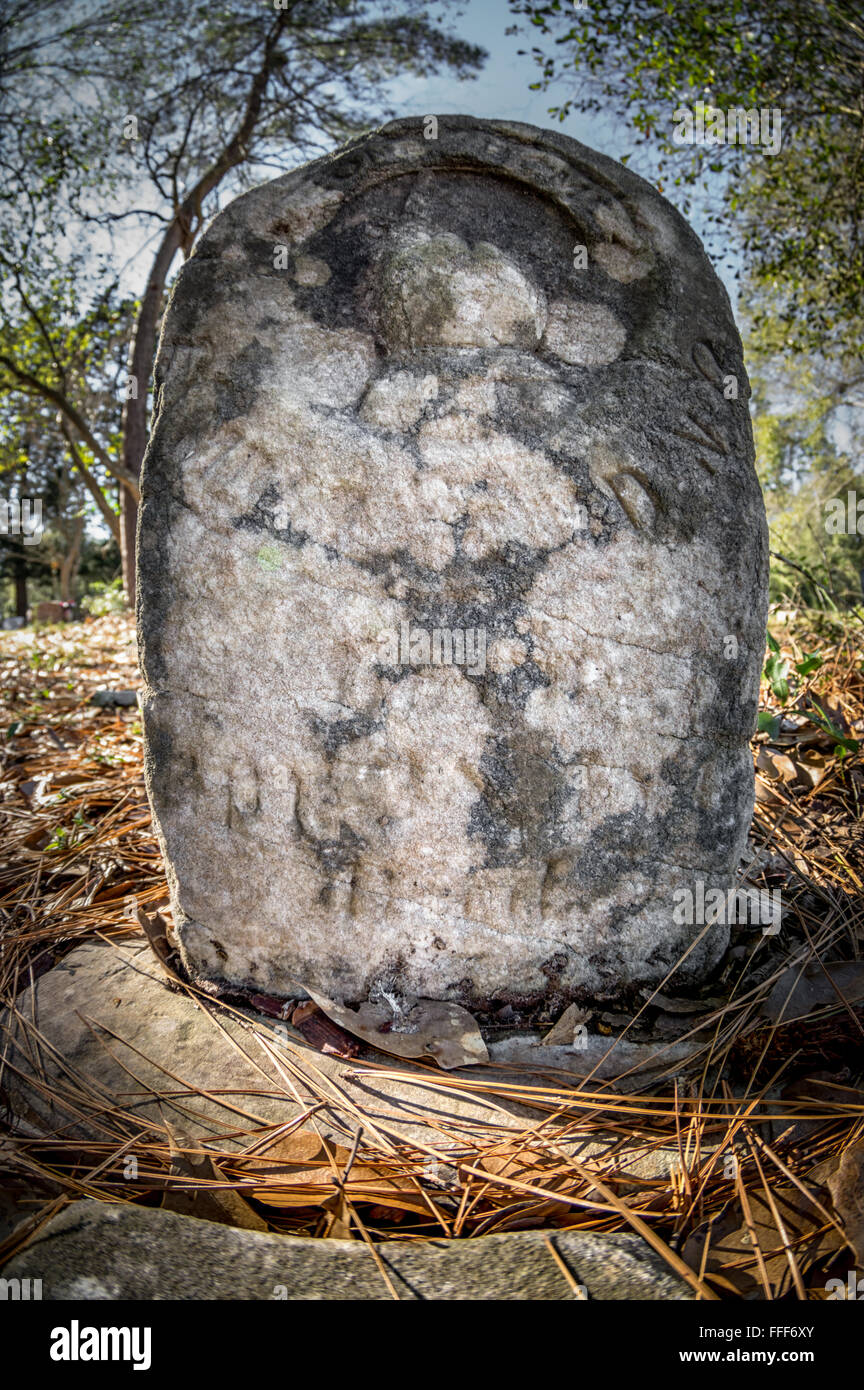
[
  {"x1": 120, "y1": 230, "x2": 180, "y2": 606},
  {"x1": 59, "y1": 515, "x2": 84, "y2": 604},
  {"x1": 14, "y1": 555, "x2": 27, "y2": 619},
  {"x1": 60, "y1": 418, "x2": 122, "y2": 544}
]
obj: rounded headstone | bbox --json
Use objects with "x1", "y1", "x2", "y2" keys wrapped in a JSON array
[{"x1": 138, "y1": 115, "x2": 768, "y2": 1007}]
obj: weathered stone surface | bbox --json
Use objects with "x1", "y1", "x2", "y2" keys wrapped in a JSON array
[
  {"x1": 138, "y1": 114, "x2": 768, "y2": 1008},
  {"x1": 2, "y1": 1199, "x2": 694, "y2": 1299}
]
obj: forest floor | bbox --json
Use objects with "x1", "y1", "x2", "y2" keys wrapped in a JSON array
[{"x1": 1, "y1": 610, "x2": 863, "y2": 1299}]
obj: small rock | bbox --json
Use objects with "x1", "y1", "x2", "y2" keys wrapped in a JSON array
[{"x1": 90, "y1": 688, "x2": 139, "y2": 707}]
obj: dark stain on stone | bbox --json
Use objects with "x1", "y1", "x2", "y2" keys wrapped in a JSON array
[
  {"x1": 359, "y1": 537, "x2": 552, "y2": 707},
  {"x1": 303, "y1": 821, "x2": 368, "y2": 882},
  {"x1": 372, "y1": 662, "x2": 415, "y2": 686},
  {"x1": 467, "y1": 731, "x2": 575, "y2": 869},
  {"x1": 293, "y1": 166, "x2": 618, "y2": 351},
  {"x1": 309, "y1": 709, "x2": 380, "y2": 761},
  {"x1": 700, "y1": 647, "x2": 760, "y2": 741},
  {"x1": 555, "y1": 741, "x2": 745, "y2": 912},
  {"x1": 214, "y1": 338, "x2": 273, "y2": 424},
  {"x1": 484, "y1": 658, "x2": 550, "y2": 713},
  {"x1": 231, "y1": 483, "x2": 308, "y2": 548}
]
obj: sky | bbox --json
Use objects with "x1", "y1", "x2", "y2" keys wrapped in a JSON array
[{"x1": 387, "y1": 0, "x2": 622, "y2": 148}]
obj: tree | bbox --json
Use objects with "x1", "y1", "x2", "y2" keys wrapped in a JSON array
[
  {"x1": 0, "y1": 255, "x2": 134, "y2": 557},
  {"x1": 510, "y1": 0, "x2": 864, "y2": 368},
  {"x1": 1, "y1": 0, "x2": 486, "y2": 601},
  {"x1": 0, "y1": 394, "x2": 82, "y2": 618},
  {"x1": 746, "y1": 280, "x2": 864, "y2": 612}
]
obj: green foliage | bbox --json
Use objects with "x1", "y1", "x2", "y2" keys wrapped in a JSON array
[
  {"x1": 806, "y1": 698, "x2": 860, "y2": 758},
  {"x1": 763, "y1": 634, "x2": 790, "y2": 701},
  {"x1": 757, "y1": 710, "x2": 782, "y2": 739},
  {"x1": 763, "y1": 634, "x2": 824, "y2": 702},
  {"x1": 510, "y1": 0, "x2": 864, "y2": 364},
  {"x1": 511, "y1": 2, "x2": 864, "y2": 639},
  {"x1": 761, "y1": 626, "x2": 859, "y2": 755},
  {"x1": 80, "y1": 577, "x2": 125, "y2": 617},
  {"x1": 748, "y1": 321, "x2": 864, "y2": 612}
]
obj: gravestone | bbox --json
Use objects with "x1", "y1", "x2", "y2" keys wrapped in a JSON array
[
  {"x1": 138, "y1": 115, "x2": 768, "y2": 1009},
  {"x1": 35, "y1": 601, "x2": 74, "y2": 623}
]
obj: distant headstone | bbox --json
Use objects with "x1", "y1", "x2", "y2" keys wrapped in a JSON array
[
  {"x1": 1, "y1": 616, "x2": 26, "y2": 630},
  {"x1": 35, "y1": 601, "x2": 74, "y2": 623},
  {"x1": 139, "y1": 116, "x2": 768, "y2": 1008}
]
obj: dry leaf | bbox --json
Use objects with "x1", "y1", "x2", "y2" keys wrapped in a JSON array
[
  {"x1": 811, "y1": 1143, "x2": 864, "y2": 1265},
  {"x1": 290, "y1": 1002, "x2": 360, "y2": 1058},
  {"x1": 249, "y1": 993, "x2": 293, "y2": 1019},
  {"x1": 794, "y1": 753, "x2": 829, "y2": 790},
  {"x1": 239, "y1": 1130, "x2": 326, "y2": 1167},
  {"x1": 755, "y1": 778, "x2": 786, "y2": 808},
  {"x1": 756, "y1": 748, "x2": 799, "y2": 784},
  {"x1": 324, "y1": 1194, "x2": 352, "y2": 1239},
  {"x1": 232, "y1": 1133, "x2": 427, "y2": 1215},
  {"x1": 247, "y1": 1162, "x2": 429, "y2": 1215},
  {"x1": 161, "y1": 1134, "x2": 268, "y2": 1231},
  {"x1": 683, "y1": 1187, "x2": 841, "y2": 1298},
  {"x1": 778, "y1": 1075, "x2": 861, "y2": 1144},
  {"x1": 135, "y1": 906, "x2": 180, "y2": 979},
  {"x1": 543, "y1": 1003, "x2": 591, "y2": 1046},
  {"x1": 305, "y1": 990, "x2": 488, "y2": 1069}
]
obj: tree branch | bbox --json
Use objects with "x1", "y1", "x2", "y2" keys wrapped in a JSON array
[
  {"x1": 58, "y1": 416, "x2": 122, "y2": 543},
  {"x1": 0, "y1": 353, "x2": 140, "y2": 499}
]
